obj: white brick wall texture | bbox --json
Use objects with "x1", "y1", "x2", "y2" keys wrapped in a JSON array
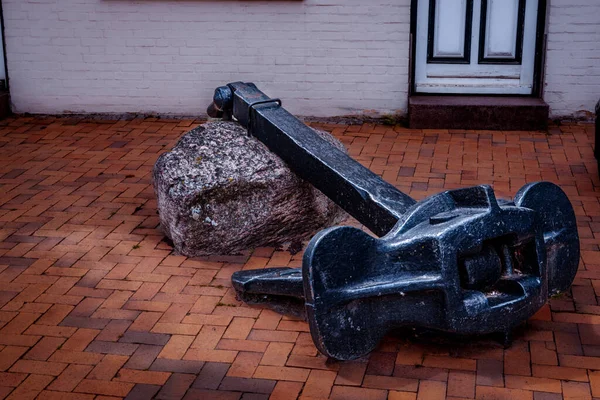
[
  {"x1": 544, "y1": 0, "x2": 600, "y2": 119},
  {"x1": 1, "y1": 0, "x2": 598, "y2": 118},
  {"x1": 2, "y1": 0, "x2": 412, "y2": 117}
]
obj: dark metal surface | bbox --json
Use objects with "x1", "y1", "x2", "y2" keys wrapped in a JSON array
[{"x1": 208, "y1": 82, "x2": 580, "y2": 360}]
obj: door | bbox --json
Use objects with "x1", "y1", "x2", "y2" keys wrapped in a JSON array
[{"x1": 414, "y1": 0, "x2": 540, "y2": 95}]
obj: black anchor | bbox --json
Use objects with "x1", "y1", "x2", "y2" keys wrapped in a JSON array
[{"x1": 207, "y1": 82, "x2": 580, "y2": 360}]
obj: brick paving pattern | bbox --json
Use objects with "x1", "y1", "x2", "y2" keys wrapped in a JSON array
[{"x1": 0, "y1": 115, "x2": 597, "y2": 399}]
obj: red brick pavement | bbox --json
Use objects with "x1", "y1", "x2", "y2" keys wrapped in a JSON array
[{"x1": 0, "y1": 115, "x2": 597, "y2": 399}]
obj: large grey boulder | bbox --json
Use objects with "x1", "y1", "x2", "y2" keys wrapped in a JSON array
[{"x1": 153, "y1": 121, "x2": 346, "y2": 257}]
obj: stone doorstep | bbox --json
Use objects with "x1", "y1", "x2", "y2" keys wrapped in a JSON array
[{"x1": 408, "y1": 95, "x2": 549, "y2": 131}]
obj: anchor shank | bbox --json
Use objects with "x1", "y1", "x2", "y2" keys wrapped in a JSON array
[{"x1": 210, "y1": 82, "x2": 416, "y2": 237}]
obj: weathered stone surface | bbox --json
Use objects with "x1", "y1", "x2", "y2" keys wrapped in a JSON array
[{"x1": 153, "y1": 121, "x2": 346, "y2": 256}]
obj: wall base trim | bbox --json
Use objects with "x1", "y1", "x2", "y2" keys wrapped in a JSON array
[{"x1": 408, "y1": 95, "x2": 549, "y2": 130}]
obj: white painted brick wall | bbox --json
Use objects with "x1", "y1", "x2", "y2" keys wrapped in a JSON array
[
  {"x1": 1, "y1": 0, "x2": 598, "y2": 118},
  {"x1": 2, "y1": 0, "x2": 411, "y2": 117},
  {"x1": 544, "y1": 0, "x2": 600, "y2": 118}
]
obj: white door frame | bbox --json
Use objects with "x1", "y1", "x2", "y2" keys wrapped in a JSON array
[{"x1": 410, "y1": 0, "x2": 547, "y2": 96}]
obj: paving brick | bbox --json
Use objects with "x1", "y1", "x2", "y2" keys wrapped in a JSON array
[
  {"x1": 224, "y1": 352, "x2": 261, "y2": 379},
  {"x1": 124, "y1": 344, "x2": 163, "y2": 370},
  {"x1": 562, "y1": 381, "x2": 592, "y2": 400},
  {"x1": 36, "y1": 304, "x2": 73, "y2": 326},
  {"x1": 23, "y1": 337, "x2": 65, "y2": 361},
  {"x1": 0, "y1": 312, "x2": 39, "y2": 334},
  {"x1": 560, "y1": 354, "x2": 600, "y2": 369},
  {"x1": 247, "y1": 329, "x2": 298, "y2": 343},
  {"x1": 115, "y1": 368, "x2": 171, "y2": 385},
  {"x1": 5, "y1": 374, "x2": 54, "y2": 400},
  {"x1": 48, "y1": 350, "x2": 104, "y2": 365},
  {"x1": 85, "y1": 340, "x2": 138, "y2": 355},
  {"x1": 24, "y1": 324, "x2": 76, "y2": 337},
  {"x1": 532, "y1": 364, "x2": 588, "y2": 382},
  {"x1": 395, "y1": 345, "x2": 424, "y2": 366},
  {"x1": 335, "y1": 361, "x2": 367, "y2": 386},
  {"x1": 285, "y1": 354, "x2": 338, "y2": 371},
  {"x1": 269, "y1": 381, "x2": 304, "y2": 400},
  {"x1": 150, "y1": 358, "x2": 204, "y2": 374},
  {"x1": 505, "y1": 375, "x2": 562, "y2": 393},
  {"x1": 393, "y1": 364, "x2": 448, "y2": 382},
  {"x1": 0, "y1": 346, "x2": 28, "y2": 371},
  {"x1": 158, "y1": 335, "x2": 194, "y2": 360},
  {"x1": 388, "y1": 392, "x2": 417, "y2": 400},
  {"x1": 366, "y1": 352, "x2": 396, "y2": 376},
  {"x1": 47, "y1": 364, "x2": 93, "y2": 392},
  {"x1": 253, "y1": 366, "x2": 310, "y2": 382},
  {"x1": 156, "y1": 373, "x2": 195, "y2": 400},
  {"x1": 417, "y1": 381, "x2": 447, "y2": 400},
  {"x1": 477, "y1": 359, "x2": 504, "y2": 387},
  {"x1": 183, "y1": 389, "x2": 241, "y2": 400},
  {"x1": 530, "y1": 341, "x2": 558, "y2": 366},
  {"x1": 447, "y1": 371, "x2": 476, "y2": 398},
  {"x1": 191, "y1": 362, "x2": 230, "y2": 390},
  {"x1": 36, "y1": 391, "x2": 95, "y2": 400},
  {"x1": 61, "y1": 328, "x2": 100, "y2": 352},
  {"x1": 152, "y1": 322, "x2": 201, "y2": 336},
  {"x1": 74, "y1": 379, "x2": 134, "y2": 397},
  {"x1": 532, "y1": 393, "x2": 562, "y2": 400},
  {"x1": 184, "y1": 347, "x2": 238, "y2": 363},
  {"x1": 124, "y1": 384, "x2": 161, "y2": 400},
  {"x1": 9, "y1": 359, "x2": 67, "y2": 376},
  {"x1": 423, "y1": 355, "x2": 477, "y2": 371},
  {"x1": 92, "y1": 308, "x2": 140, "y2": 321},
  {"x1": 159, "y1": 303, "x2": 192, "y2": 324},
  {"x1": 130, "y1": 283, "x2": 163, "y2": 302},
  {"x1": 260, "y1": 342, "x2": 294, "y2": 366},
  {"x1": 300, "y1": 369, "x2": 338, "y2": 398},
  {"x1": 213, "y1": 306, "x2": 261, "y2": 319},
  {"x1": 555, "y1": 331, "x2": 583, "y2": 356},
  {"x1": 475, "y1": 386, "x2": 534, "y2": 400},
  {"x1": 88, "y1": 355, "x2": 129, "y2": 380},
  {"x1": 219, "y1": 377, "x2": 276, "y2": 394},
  {"x1": 217, "y1": 338, "x2": 269, "y2": 353},
  {"x1": 276, "y1": 320, "x2": 309, "y2": 333},
  {"x1": 362, "y1": 375, "x2": 418, "y2": 392},
  {"x1": 60, "y1": 316, "x2": 110, "y2": 330},
  {"x1": 0, "y1": 119, "x2": 596, "y2": 399},
  {"x1": 191, "y1": 325, "x2": 226, "y2": 349},
  {"x1": 589, "y1": 371, "x2": 600, "y2": 400},
  {"x1": 69, "y1": 298, "x2": 104, "y2": 318},
  {"x1": 330, "y1": 385, "x2": 387, "y2": 400},
  {"x1": 223, "y1": 317, "x2": 255, "y2": 340},
  {"x1": 129, "y1": 311, "x2": 162, "y2": 332},
  {"x1": 124, "y1": 300, "x2": 171, "y2": 312},
  {"x1": 0, "y1": 371, "x2": 28, "y2": 387},
  {"x1": 253, "y1": 310, "x2": 282, "y2": 330}
]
